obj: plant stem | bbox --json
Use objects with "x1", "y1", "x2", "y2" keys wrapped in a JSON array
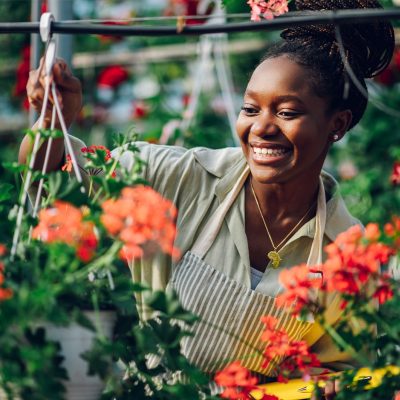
[
  {"x1": 91, "y1": 186, "x2": 104, "y2": 205},
  {"x1": 73, "y1": 241, "x2": 122, "y2": 281},
  {"x1": 319, "y1": 318, "x2": 372, "y2": 366}
]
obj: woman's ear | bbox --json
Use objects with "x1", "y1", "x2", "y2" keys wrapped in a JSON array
[{"x1": 330, "y1": 109, "x2": 353, "y2": 142}]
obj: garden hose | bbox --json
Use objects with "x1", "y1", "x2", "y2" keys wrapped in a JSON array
[{"x1": 250, "y1": 366, "x2": 400, "y2": 400}]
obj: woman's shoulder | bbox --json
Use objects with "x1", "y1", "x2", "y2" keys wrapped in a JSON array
[
  {"x1": 128, "y1": 142, "x2": 244, "y2": 178},
  {"x1": 117, "y1": 142, "x2": 245, "y2": 205}
]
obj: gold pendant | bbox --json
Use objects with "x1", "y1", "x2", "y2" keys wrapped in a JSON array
[{"x1": 267, "y1": 250, "x2": 281, "y2": 269}]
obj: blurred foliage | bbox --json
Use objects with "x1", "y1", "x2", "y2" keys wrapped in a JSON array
[{"x1": 330, "y1": 85, "x2": 400, "y2": 225}]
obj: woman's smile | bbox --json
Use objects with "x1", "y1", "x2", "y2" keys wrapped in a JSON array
[{"x1": 250, "y1": 142, "x2": 293, "y2": 166}]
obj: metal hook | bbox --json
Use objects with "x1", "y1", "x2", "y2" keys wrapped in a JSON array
[{"x1": 40, "y1": 12, "x2": 54, "y2": 43}]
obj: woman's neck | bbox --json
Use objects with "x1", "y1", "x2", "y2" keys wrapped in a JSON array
[{"x1": 248, "y1": 174, "x2": 320, "y2": 222}]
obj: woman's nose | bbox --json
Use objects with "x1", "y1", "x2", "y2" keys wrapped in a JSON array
[{"x1": 250, "y1": 112, "x2": 279, "y2": 137}]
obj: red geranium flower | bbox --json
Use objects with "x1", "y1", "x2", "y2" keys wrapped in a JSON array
[
  {"x1": 322, "y1": 224, "x2": 394, "y2": 297},
  {"x1": 0, "y1": 262, "x2": 12, "y2": 301},
  {"x1": 214, "y1": 361, "x2": 278, "y2": 399},
  {"x1": 276, "y1": 264, "x2": 322, "y2": 316},
  {"x1": 101, "y1": 186, "x2": 180, "y2": 260},
  {"x1": 260, "y1": 316, "x2": 320, "y2": 382},
  {"x1": 62, "y1": 145, "x2": 116, "y2": 178},
  {"x1": 32, "y1": 201, "x2": 98, "y2": 262},
  {"x1": 97, "y1": 65, "x2": 129, "y2": 89},
  {"x1": 391, "y1": 161, "x2": 400, "y2": 186}
]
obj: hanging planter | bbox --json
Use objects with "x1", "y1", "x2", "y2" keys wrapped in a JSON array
[{"x1": 45, "y1": 311, "x2": 117, "y2": 400}]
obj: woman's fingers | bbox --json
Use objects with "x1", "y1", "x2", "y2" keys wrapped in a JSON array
[
  {"x1": 26, "y1": 57, "x2": 83, "y2": 127},
  {"x1": 324, "y1": 379, "x2": 340, "y2": 399}
]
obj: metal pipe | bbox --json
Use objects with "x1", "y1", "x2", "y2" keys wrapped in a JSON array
[{"x1": 1, "y1": 9, "x2": 400, "y2": 36}]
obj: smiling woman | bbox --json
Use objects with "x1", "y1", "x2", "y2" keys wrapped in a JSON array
[{"x1": 19, "y1": 0, "x2": 394, "y2": 397}]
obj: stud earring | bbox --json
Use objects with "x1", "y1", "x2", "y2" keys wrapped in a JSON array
[{"x1": 332, "y1": 134, "x2": 339, "y2": 141}]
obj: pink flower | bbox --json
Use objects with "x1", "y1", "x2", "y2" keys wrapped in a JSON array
[{"x1": 247, "y1": 0, "x2": 288, "y2": 21}]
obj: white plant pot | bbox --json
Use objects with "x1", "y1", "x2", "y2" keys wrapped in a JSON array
[{"x1": 45, "y1": 311, "x2": 116, "y2": 400}]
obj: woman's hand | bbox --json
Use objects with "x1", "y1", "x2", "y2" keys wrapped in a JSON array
[
  {"x1": 19, "y1": 58, "x2": 82, "y2": 171},
  {"x1": 26, "y1": 57, "x2": 82, "y2": 129},
  {"x1": 323, "y1": 379, "x2": 340, "y2": 399},
  {"x1": 311, "y1": 379, "x2": 340, "y2": 400}
]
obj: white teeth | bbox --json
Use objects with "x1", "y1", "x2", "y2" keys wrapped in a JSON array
[{"x1": 253, "y1": 147, "x2": 287, "y2": 157}]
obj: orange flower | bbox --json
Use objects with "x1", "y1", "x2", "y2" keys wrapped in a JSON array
[
  {"x1": 0, "y1": 244, "x2": 7, "y2": 257},
  {"x1": 365, "y1": 223, "x2": 380, "y2": 241},
  {"x1": 101, "y1": 186, "x2": 179, "y2": 261},
  {"x1": 0, "y1": 262, "x2": 12, "y2": 301},
  {"x1": 214, "y1": 361, "x2": 278, "y2": 399},
  {"x1": 321, "y1": 225, "x2": 394, "y2": 297},
  {"x1": 32, "y1": 201, "x2": 97, "y2": 262},
  {"x1": 259, "y1": 316, "x2": 320, "y2": 382},
  {"x1": 276, "y1": 264, "x2": 322, "y2": 316},
  {"x1": 384, "y1": 216, "x2": 400, "y2": 250}
]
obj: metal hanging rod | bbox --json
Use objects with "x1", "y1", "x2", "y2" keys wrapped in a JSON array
[{"x1": 1, "y1": 8, "x2": 400, "y2": 36}]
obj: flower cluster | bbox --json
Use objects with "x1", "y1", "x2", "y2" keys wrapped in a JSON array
[
  {"x1": 0, "y1": 244, "x2": 12, "y2": 301},
  {"x1": 275, "y1": 264, "x2": 322, "y2": 316},
  {"x1": 260, "y1": 316, "x2": 320, "y2": 382},
  {"x1": 101, "y1": 186, "x2": 179, "y2": 260},
  {"x1": 391, "y1": 161, "x2": 400, "y2": 186},
  {"x1": 62, "y1": 145, "x2": 116, "y2": 177},
  {"x1": 322, "y1": 224, "x2": 394, "y2": 303},
  {"x1": 32, "y1": 201, "x2": 98, "y2": 262},
  {"x1": 214, "y1": 361, "x2": 278, "y2": 400},
  {"x1": 384, "y1": 216, "x2": 400, "y2": 249},
  {"x1": 277, "y1": 222, "x2": 397, "y2": 316},
  {"x1": 247, "y1": 0, "x2": 289, "y2": 21}
]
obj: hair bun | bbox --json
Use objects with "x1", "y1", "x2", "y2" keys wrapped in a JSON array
[{"x1": 281, "y1": 0, "x2": 394, "y2": 78}]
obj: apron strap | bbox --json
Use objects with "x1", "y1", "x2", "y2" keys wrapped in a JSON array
[
  {"x1": 306, "y1": 176, "x2": 327, "y2": 267},
  {"x1": 191, "y1": 166, "x2": 250, "y2": 258}
]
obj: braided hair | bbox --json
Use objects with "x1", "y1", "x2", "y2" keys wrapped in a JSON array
[{"x1": 262, "y1": 0, "x2": 394, "y2": 129}]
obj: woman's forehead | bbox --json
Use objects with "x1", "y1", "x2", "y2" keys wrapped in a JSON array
[{"x1": 246, "y1": 56, "x2": 315, "y2": 98}]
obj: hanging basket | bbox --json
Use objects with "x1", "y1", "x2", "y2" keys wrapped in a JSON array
[{"x1": 45, "y1": 311, "x2": 116, "y2": 400}]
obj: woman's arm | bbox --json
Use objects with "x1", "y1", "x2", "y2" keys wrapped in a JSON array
[{"x1": 18, "y1": 58, "x2": 82, "y2": 171}]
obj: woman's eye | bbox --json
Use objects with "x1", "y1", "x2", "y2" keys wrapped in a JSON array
[
  {"x1": 241, "y1": 106, "x2": 258, "y2": 115},
  {"x1": 277, "y1": 110, "x2": 301, "y2": 118}
]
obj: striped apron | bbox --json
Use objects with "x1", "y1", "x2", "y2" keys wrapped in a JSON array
[{"x1": 168, "y1": 166, "x2": 327, "y2": 377}]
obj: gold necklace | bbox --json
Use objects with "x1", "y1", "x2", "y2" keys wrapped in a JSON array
[{"x1": 250, "y1": 179, "x2": 315, "y2": 269}]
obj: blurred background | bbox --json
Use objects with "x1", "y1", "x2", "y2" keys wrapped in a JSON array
[{"x1": 0, "y1": 0, "x2": 399, "y2": 225}]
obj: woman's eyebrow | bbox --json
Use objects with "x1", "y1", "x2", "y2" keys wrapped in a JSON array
[
  {"x1": 243, "y1": 91, "x2": 306, "y2": 106},
  {"x1": 274, "y1": 95, "x2": 305, "y2": 105}
]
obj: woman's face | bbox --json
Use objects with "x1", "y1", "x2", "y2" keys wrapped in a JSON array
[{"x1": 236, "y1": 55, "x2": 347, "y2": 185}]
